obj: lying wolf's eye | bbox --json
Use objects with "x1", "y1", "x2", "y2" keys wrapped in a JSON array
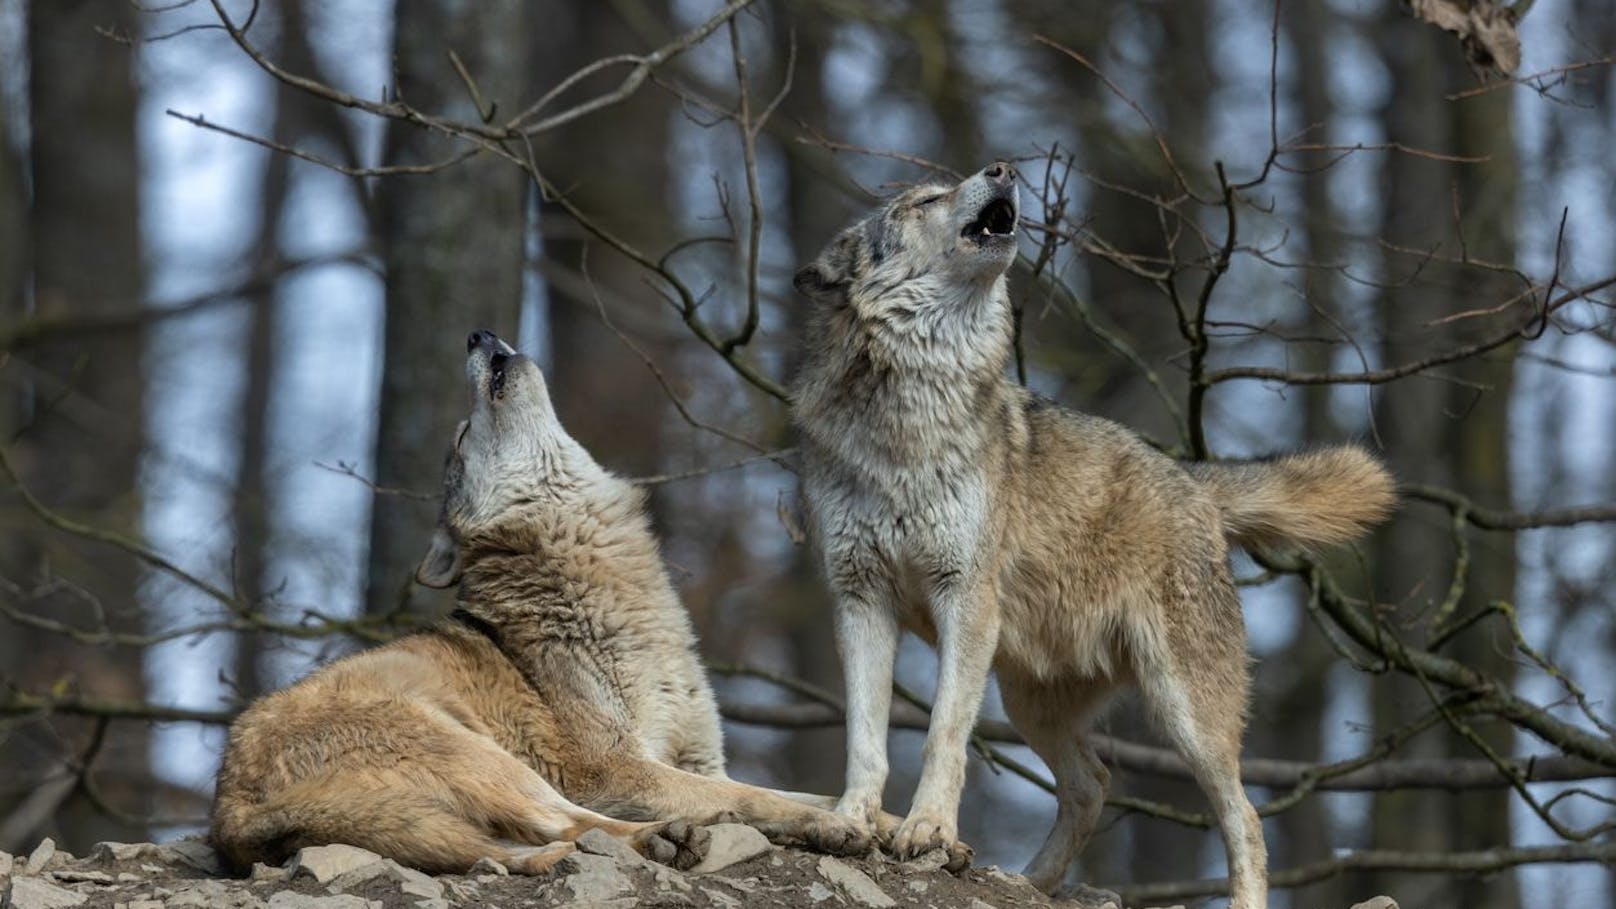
[
  {"x1": 453, "y1": 420, "x2": 469, "y2": 453},
  {"x1": 914, "y1": 193, "x2": 947, "y2": 208}
]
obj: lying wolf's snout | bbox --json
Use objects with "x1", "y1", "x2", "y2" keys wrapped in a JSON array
[
  {"x1": 468, "y1": 329, "x2": 498, "y2": 352},
  {"x1": 982, "y1": 161, "x2": 1013, "y2": 184}
]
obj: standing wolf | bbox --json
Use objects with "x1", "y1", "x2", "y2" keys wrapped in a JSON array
[
  {"x1": 791, "y1": 163, "x2": 1395, "y2": 908},
  {"x1": 212, "y1": 330, "x2": 871, "y2": 875}
]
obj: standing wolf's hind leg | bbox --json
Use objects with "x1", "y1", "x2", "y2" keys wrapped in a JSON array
[
  {"x1": 1134, "y1": 604, "x2": 1268, "y2": 909},
  {"x1": 999, "y1": 672, "x2": 1113, "y2": 897}
]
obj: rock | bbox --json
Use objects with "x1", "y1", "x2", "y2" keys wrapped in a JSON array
[
  {"x1": 163, "y1": 839, "x2": 223, "y2": 875},
  {"x1": 125, "y1": 901, "x2": 166, "y2": 909},
  {"x1": 466, "y1": 857, "x2": 507, "y2": 876},
  {"x1": 22, "y1": 841, "x2": 55, "y2": 876},
  {"x1": 45, "y1": 871, "x2": 111, "y2": 885},
  {"x1": 285, "y1": 845, "x2": 386, "y2": 885},
  {"x1": 89, "y1": 842, "x2": 158, "y2": 864},
  {"x1": 249, "y1": 862, "x2": 290, "y2": 883},
  {"x1": 560, "y1": 852, "x2": 631, "y2": 902},
  {"x1": 266, "y1": 893, "x2": 376, "y2": 909},
  {"x1": 978, "y1": 866, "x2": 1021, "y2": 887},
  {"x1": 968, "y1": 900, "x2": 999, "y2": 909},
  {"x1": 3, "y1": 877, "x2": 86, "y2": 909},
  {"x1": 1351, "y1": 899, "x2": 1399, "y2": 909},
  {"x1": 90, "y1": 841, "x2": 221, "y2": 875},
  {"x1": 0, "y1": 851, "x2": 12, "y2": 878},
  {"x1": 815, "y1": 856, "x2": 895, "y2": 908},
  {"x1": 167, "y1": 879, "x2": 266, "y2": 908},
  {"x1": 688, "y1": 824, "x2": 769, "y2": 874},
  {"x1": 698, "y1": 887, "x2": 742, "y2": 909},
  {"x1": 412, "y1": 900, "x2": 450, "y2": 909},
  {"x1": 898, "y1": 848, "x2": 951, "y2": 873},
  {"x1": 1067, "y1": 882, "x2": 1123, "y2": 909},
  {"x1": 576, "y1": 828, "x2": 645, "y2": 865},
  {"x1": 807, "y1": 880, "x2": 835, "y2": 903},
  {"x1": 327, "y1": 859, "x2": 443, "y2": 901},
  {"x1": 1140, "y1": 905, "x2": 1186, "y2": 909},
  {"x1": 652, "y1": 864, "x2": 691, "y2": 892}
]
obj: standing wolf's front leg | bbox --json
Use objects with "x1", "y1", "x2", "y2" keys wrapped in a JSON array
[
  {"x1": 891, "y1": 572, "x2": 999, "y2": 867},
  {"x1": 831, "y1": 585, "x2": 901, "y2": 832}
]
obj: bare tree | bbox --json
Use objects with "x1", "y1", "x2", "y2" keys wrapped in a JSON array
[{"x1": 363, "y1": 0, "x2": 532, "y2": 618}]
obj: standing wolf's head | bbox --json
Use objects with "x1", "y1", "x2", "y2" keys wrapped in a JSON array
[
  {"x1": 415, "y1": 329, "x2": 609, "y2": 587},
  {"x1": 793, "y1": 162, "x2": 1019, "y2": 308}
]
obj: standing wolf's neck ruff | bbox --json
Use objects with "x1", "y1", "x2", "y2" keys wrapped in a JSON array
[{"x1": 793, "y1": 167, "x2": 1022, "y2": 479}]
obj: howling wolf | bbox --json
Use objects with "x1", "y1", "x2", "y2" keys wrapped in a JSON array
[
  {"x1": 212, "y1": 330, "x2": 873, "y2": 875},
  {"x1": 791, "y1": 163, "x2": 1394, "y2": 909}
]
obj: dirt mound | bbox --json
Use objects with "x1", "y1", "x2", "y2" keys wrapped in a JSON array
[{"x1": 0, "y1": 834, "x2": 1398, "y2": 909}]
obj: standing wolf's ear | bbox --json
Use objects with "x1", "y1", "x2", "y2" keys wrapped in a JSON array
[
  {"x1": 415, "y1": 525, "x2": 463, "y2": 588},
  {"x1": 793, "y1": 261, "x2": 842, "y2": 301}
]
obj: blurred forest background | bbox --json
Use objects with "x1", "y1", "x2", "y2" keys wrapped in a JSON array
[{"x1": 1, "y1": 1, "x2": 1614, "y2": 907}]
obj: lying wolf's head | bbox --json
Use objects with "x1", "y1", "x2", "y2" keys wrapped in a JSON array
[
  {"x1": 793, "y1": 162, "x2": 1018, "y2": 307},
  {"x1": 415, "y1": 329, "x2": 598, "y2": 587}
]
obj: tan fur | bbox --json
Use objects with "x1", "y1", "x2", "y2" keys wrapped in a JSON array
[
  {"x1": 1187, "y1": 447, "x2": 1397, "y2": 550},
  {"x1": 792, "y1": 165, "x2": 1396, "y2": 908},
  {"x1": 211, "y1": 331, "x2": 873, "y2": 875}
]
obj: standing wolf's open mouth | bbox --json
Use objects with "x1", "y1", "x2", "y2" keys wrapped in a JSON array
[
  {"x1": 488, "y1": 351, "x2": 509, "y2": 400},
  {"x1": 961, "y1": 197, "x2": 1017, "y2": 241}
]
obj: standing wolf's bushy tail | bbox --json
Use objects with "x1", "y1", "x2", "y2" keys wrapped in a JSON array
[{"x1": 1186, "y1": 446, "x2": 1396, "y2": 550}]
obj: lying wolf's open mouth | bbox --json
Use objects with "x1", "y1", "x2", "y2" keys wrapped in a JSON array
[
  {"x1": 488, "y1": 352, "x2": 509, "y2": 400},
  {"x1": 962, "y1": 197, "x2": 1016, "y2": 241}
]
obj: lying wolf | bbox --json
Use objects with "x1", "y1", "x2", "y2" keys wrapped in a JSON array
[
  {"x1": 791, "y1": 163, "x2": 1395, "y2": 909},
  {"x1": 212, "y1": 330, "x2": 871, "y2": 875}
]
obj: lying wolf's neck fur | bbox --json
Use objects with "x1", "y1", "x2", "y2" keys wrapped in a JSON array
[
  {"x1": 455, "y1": 469, "x2": 696, "y2": 662},
  {"x1": 795, "y1": 273, "x2": 1018, "y2": 469}
]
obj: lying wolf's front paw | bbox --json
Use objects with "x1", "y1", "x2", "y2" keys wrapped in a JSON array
[
  {"x1": 800, "y1": 813, "x2": 875, "y2": 857},
  {"x1": 872, "y1": 809, "x2": 904, "y2": 845},
  {"x1": 504, "y1": 841, "x2": 578, "y2": 875},
  {"x1": 889, "y1": 813, "x2": 972, "y2": 871},
  {"x1": 634, "y1": 820, "x2": 711, "y2": 871}
]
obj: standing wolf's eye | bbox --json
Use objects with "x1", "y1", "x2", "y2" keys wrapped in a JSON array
[
  {"x1": 913, "y1": 193, "x2": 947, "y2": 208},
  {"x1": 453, "y1": 420, "x2": 469, "y2": 453}
]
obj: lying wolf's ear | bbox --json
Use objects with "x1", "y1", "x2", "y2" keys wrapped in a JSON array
[{"x1": 414, "y1": 525, "x2": 463, "y2": 588}]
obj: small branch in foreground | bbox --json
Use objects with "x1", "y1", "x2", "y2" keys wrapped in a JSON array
[
  {"x1": 1112, "y1": 840, "x2": 1616, "y2": 902},
  {"x1": 716, "y1": 694, "x2": 1614, "y2": 791}
]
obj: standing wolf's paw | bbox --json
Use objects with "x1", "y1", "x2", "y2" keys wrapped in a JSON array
[
  {"x1": 633, "y1": 820, "x2": 711, "y2": 870},
  {"x1": 1060, "y1": 882, "x2": 1123, "y2": 909},
  {"x1": 889, "y1": 812, "x2": 972, "y2": 871}
]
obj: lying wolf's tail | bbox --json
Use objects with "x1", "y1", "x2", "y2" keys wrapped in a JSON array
[{"x1": 1186, "y1": 446, "x2": 1395, "y2": 551}]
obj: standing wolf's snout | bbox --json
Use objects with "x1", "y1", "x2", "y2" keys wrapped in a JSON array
[{"x1": 981, "y1": 161, "x2": 1013, "y2": 184}]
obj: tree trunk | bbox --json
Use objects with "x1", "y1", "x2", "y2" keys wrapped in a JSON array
[
  {"x1": 1, "y1": 0, "x2": 150, "y2": 851},
  {"x1": 365, "y1": 0, "x2": 530, "y2": 617},
  {"x1": 1368, "y1": 8, "x2": 1521, "y2": 906}
]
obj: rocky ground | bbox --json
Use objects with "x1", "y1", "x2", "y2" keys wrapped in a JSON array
[{"x1": 0, "y1": 831, "x2": 1400, "y2": 909}]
